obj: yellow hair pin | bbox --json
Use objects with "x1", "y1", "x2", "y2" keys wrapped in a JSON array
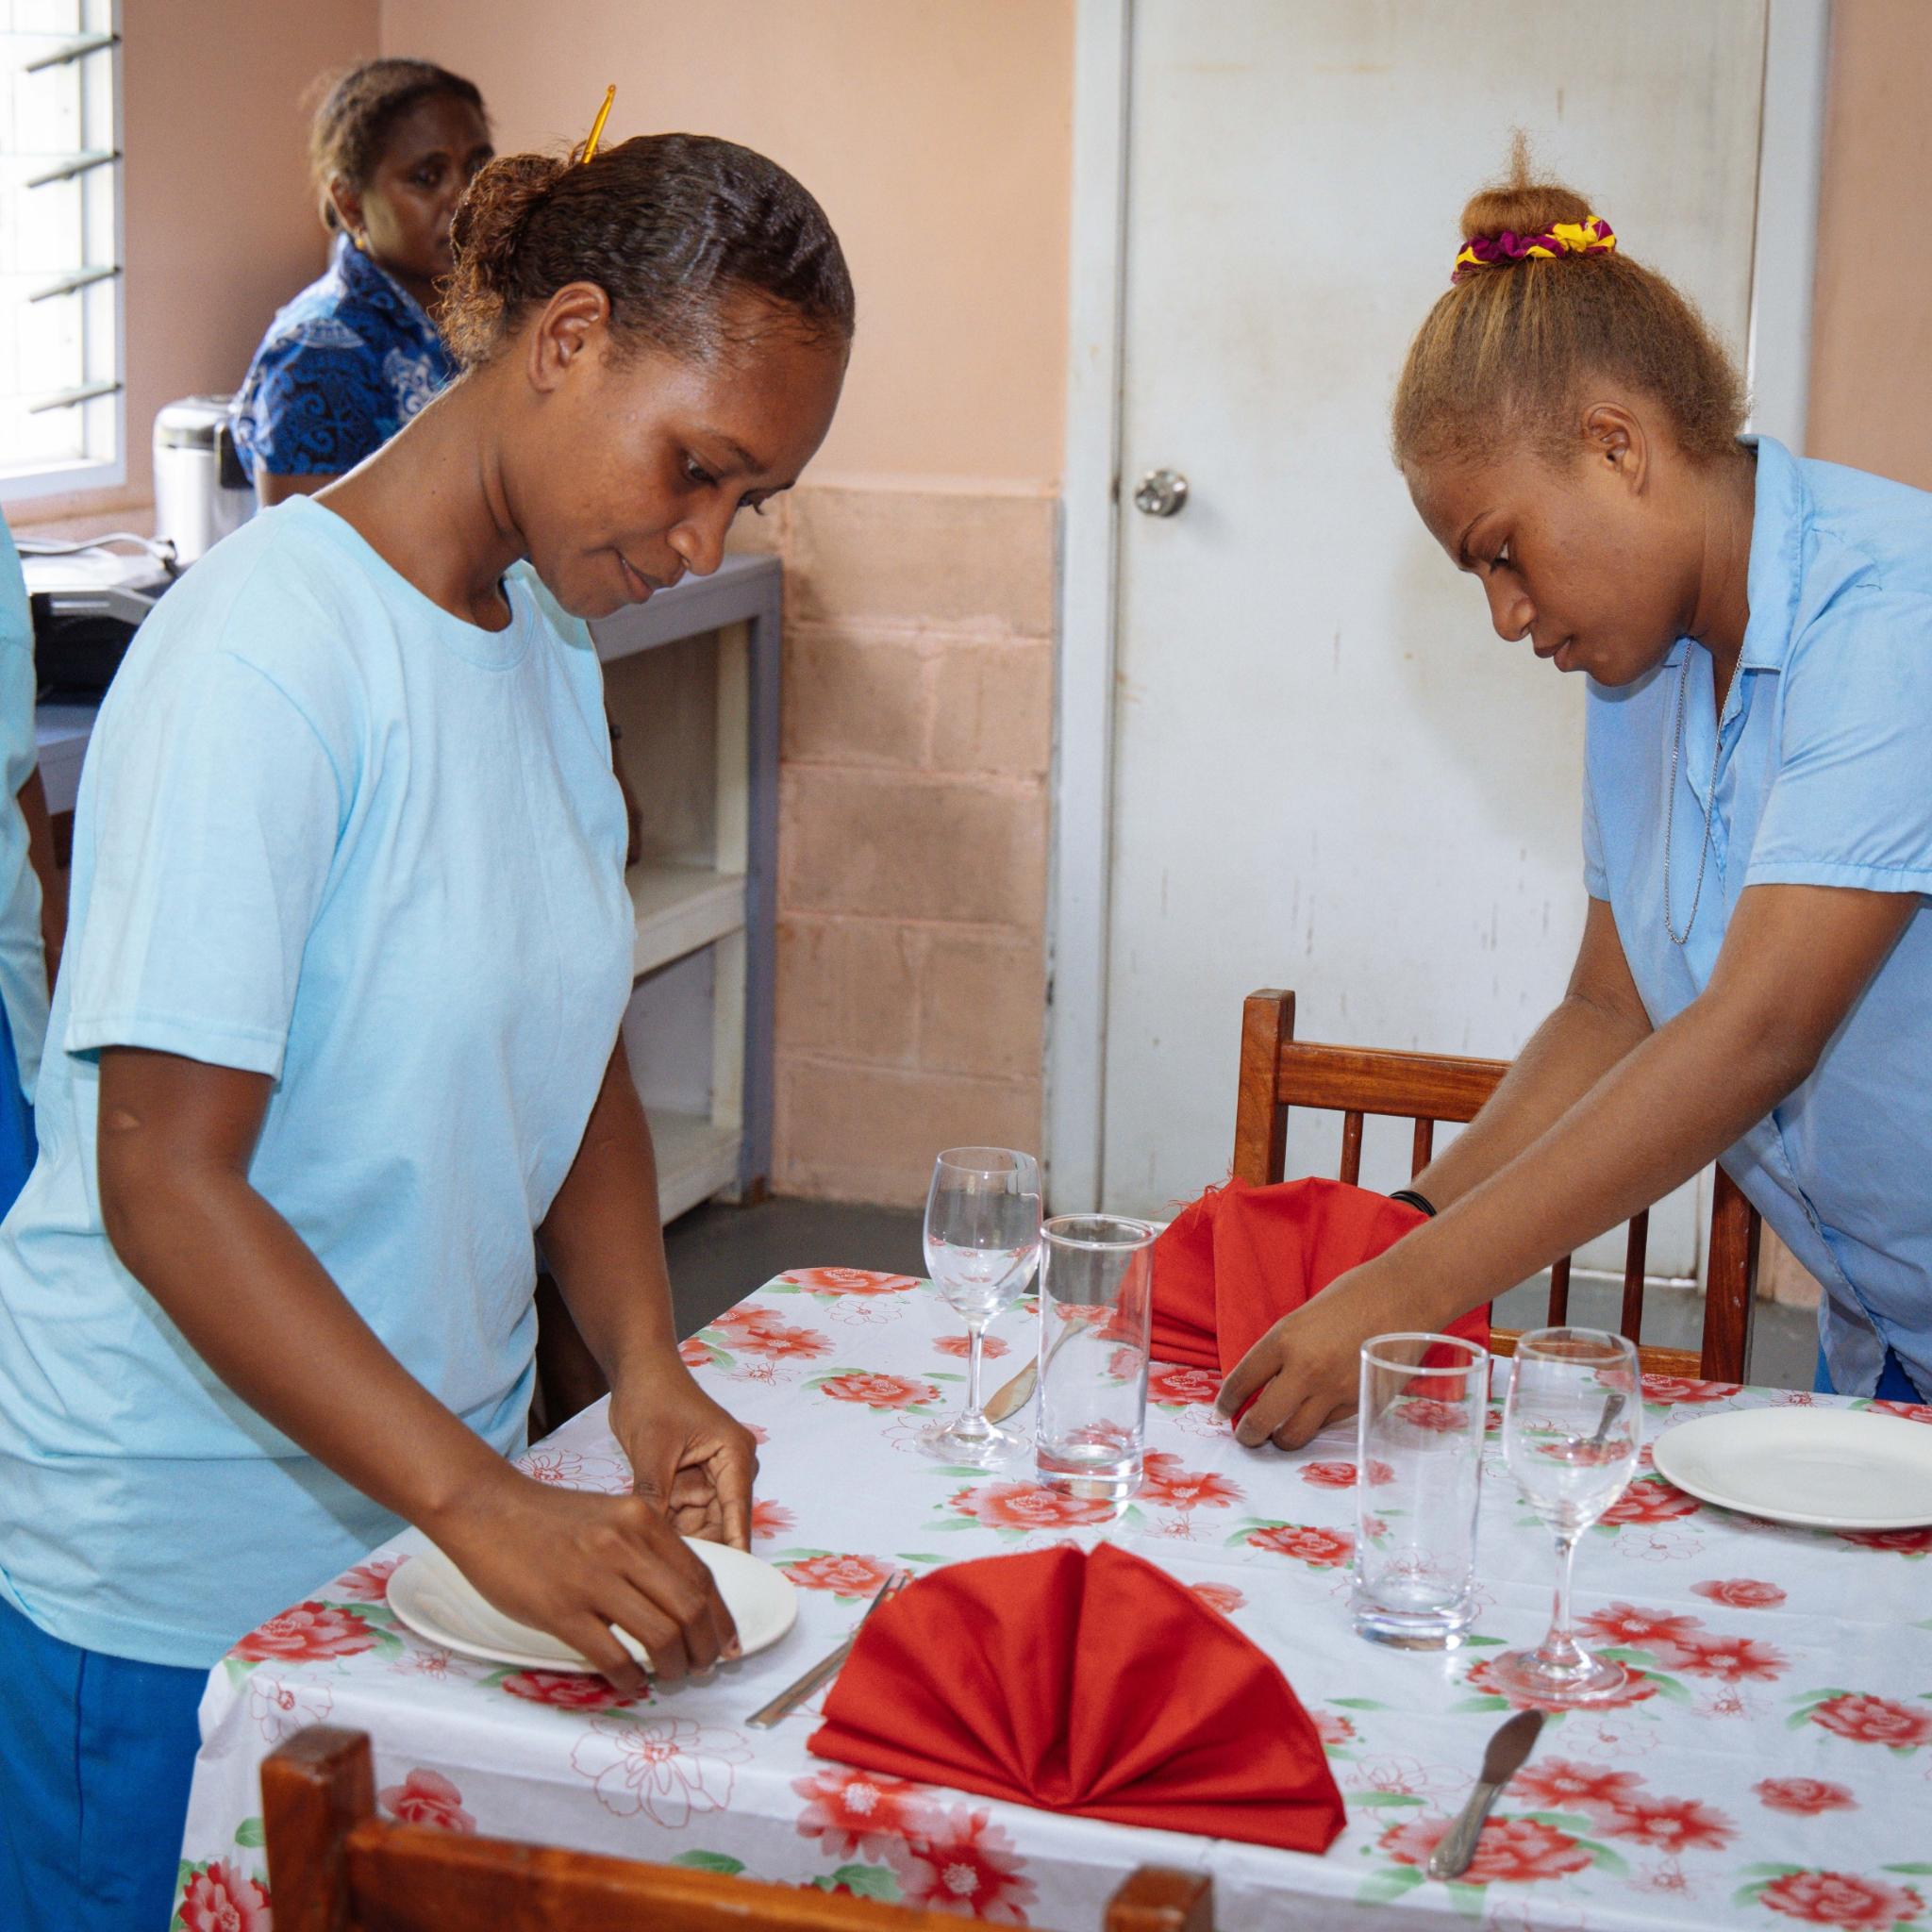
[{"x1": 579, "y1": 84, "x2": 616, "y2": 165}]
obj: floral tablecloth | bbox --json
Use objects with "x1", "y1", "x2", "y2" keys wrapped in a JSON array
[{"x1": 175, "y1": 1268, "x2": 1932, "y2": 1932}]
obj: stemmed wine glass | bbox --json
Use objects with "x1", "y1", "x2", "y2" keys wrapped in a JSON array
[
  {"x1": 1492, "y1": 1326, "x2": 1642, "y2": 1705},
  {"x1": 919, "y1": 1148, "x2": 1042, "y2": 1467}
]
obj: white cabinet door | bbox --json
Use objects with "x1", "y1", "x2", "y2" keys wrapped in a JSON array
[{"x1": 1100, "y1": 0, "x2": 1767, "y2": 1274}]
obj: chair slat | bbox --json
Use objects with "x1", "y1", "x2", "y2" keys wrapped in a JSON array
[
  {"x1": 1276, "y1": 1041, "x2": 1503, "y2": 1123},
  {"x1": 1548, "y1": 1255, "x2": 1572, "y2": 1325},
  {"x1": 1340, "y1": 1111, "x2": 1364, "y2": 1186},
  {"x1": 1621, "y1": 1210, "x2": 1650, "y2": 1341},
  {"x1": 1409, "y1": 1116, "x2": 1434, "y2": 1176}
]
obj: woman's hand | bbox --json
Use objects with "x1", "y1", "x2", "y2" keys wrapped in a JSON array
[
  {"x1": 608, "y1": 1356, "x2": 760, "y2": 1551},
  {"x1": 1216, "y1": 1254, "x2": 1415, "y2": 1450},
  {"x1": 434, "y1": 1468, "x2": 740, "y2": 1696}
]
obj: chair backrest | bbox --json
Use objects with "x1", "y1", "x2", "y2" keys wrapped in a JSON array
[
  {"x1": 1232, "y1": 989, "x2": 1761, "y2": 1381},
  {"x1": 262, "y1": 1726, "x2": 1215, "y2": 1932}
]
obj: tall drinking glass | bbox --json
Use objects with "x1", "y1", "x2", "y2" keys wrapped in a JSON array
[
  {"x1": 1035, "y1": 1215, "x2": 1157, "y2": 1503},
  {"x1": 1352, "y1": 1332, "x2": 1489, "y2": 1647},
  {"x1": 1493, "y1": 1326, "x2": 1642, "y2": 1705},
  {"x1": 920, "y1": 1148, "x2": 1041, "y2": 1467}
]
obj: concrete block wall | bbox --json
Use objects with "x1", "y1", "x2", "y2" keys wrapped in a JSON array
[{"x1": 734, "y1": 484, "x2": 1058, "y2": 1207}]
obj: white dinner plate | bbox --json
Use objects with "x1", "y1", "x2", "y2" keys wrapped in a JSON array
[
  {"x1": 387, "y1": 1539, "x2": 797, "y2": 1674},
  {"x1": 1651, "y1": 1407, "x2": 1932, "y2": 1530}
]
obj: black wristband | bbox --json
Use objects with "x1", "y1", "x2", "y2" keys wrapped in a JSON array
[{"x1": 1389, "y1": 1187, "x2": 1437, "y2": 1219}]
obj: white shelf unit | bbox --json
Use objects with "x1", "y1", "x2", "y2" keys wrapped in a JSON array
[
  {"x1": 35, "y1": 551, "x2": 784, "y2": 1228},
  {"x1": 592, "y1": 553, "x2": 782, "y2": 1223}
]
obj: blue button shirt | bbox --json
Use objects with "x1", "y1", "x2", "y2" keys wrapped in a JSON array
[
  {"x1": 230, "y1": 237, "x2": 455, "y2": 478},
  {"x1": 1583, "y1": 436, "x2": 1932, "y2": 1401}
]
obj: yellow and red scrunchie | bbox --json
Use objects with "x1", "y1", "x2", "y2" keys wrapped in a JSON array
[{"x1": 1451, "y1": 215, "x2": 1616, "y2": 284}]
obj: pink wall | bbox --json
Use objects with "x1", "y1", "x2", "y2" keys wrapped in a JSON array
[
  {"x1": 1807, "y1": 0, "x2": 1932, "y2": 490},
  {"x1": 16, "y1": 0, "x2": 381, "y2": 526},
  {"x1": 376, "y1": 0, "x2": 1074, "y2": 491}
]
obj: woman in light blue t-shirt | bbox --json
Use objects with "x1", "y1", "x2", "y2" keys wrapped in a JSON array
[
  {"x1": 1220, "y1": 155, "x2": 1932, "y2": 1452},
  {"x1": 0, "y1": 131, "x2": 852, "y2": 1930}
]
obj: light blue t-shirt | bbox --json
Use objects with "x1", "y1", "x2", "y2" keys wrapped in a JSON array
[
  {"x1": 1583, "y1": 436, "x2": 1932, "y2": 1401},
  {"x1": 0, "y1": 516, "x2": 49, "y2": 1098},
  {"x1": 0, "y1": 497, "x2": 634, "y2": 1667}
]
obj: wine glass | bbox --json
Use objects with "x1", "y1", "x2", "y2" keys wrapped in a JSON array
[
  {"x1": 920, "y1": 1148, "x2": 1041, "y2": 1467},
  {"x1": 1491, "y1": 1326, "x2": 1641, "y2": 1705}
]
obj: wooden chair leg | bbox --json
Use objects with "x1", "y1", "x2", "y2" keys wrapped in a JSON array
[
  {"x1": 262, "y1": 1726, "x2": 375, "y2": 1932},
  {"x1": 1105, "y1": 1867, "x2": 1215, "y2": 1932},
  {"x1": 1234, "y1": 991, "x2": 1294, "y2": 1186},
  {"x1": 1705, "y1": 1168, "x2": 1761, "y2": 1382}
]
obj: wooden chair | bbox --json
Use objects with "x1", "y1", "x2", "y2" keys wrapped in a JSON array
[
  {"x1": 1232, "y1": 989, "x2": 1762, "y2": 1380},
  {"x1": 263, "y1": 1726, "x2": 1215, "y2": 1932}
]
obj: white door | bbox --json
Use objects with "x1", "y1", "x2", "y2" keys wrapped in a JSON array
[{"x1": 1095, "y1": 0, "x2": 1768, "y2": 1275}]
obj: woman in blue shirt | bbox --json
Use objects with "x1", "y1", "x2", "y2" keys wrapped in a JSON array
[
  {"x1": 231, "y1": 58, "x2": 493, "y2": 503},
  {"x1": 1221, "y1": 155, "x2": 1932, "y2": 1447},
  {"x1": 0, "y1": 131, "x2": 852, "y2": 1930}
]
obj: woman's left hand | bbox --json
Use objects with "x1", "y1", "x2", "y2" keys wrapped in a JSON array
[{"x1": 608, "y1": 1358, "x2": 759, "y2": 1550}]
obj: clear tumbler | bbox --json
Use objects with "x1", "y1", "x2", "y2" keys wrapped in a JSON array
[{"x1": 1351, "y1": 1331, "x2": 1490, "y2": 1647}]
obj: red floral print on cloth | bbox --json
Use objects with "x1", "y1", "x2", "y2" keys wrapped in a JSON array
[
  {"x1": 1641, "y1": 1374, "x2": 1739, "y2": 1404},
  {"x1": 1507, "y1": 1757, "x2": 1644, "y2": 1817},
  {"x1": 1313, "y1": 1709, "x2": 1356, "y2": 1749},
  {"x1": 1671, "y1": 1631, "x2": 1789, "y2": 1682},
  {"x1": 792, "y1": 1767, "x2": 937, "y2": 1859},
  {"x1": 1598, "y1": 1478, "x2": 1702, "y2": 1525},
  {"x1": 329, "y1": 1555, "x2": 403, "y2": 1603},
  {"x1": 949, "y1": 1481, "x2": 1118, "y2": 1531},
  {"x1": 1144, "y1": 1361, "x2": 1224, "y2": 1407},
  {"x1": 1692, "y1": 1577, "x2": 1787, "y2": 1609},
  {"x1": 178, "y1": 1860, "x2": 272, "y2": 1932},
  {"x1": 232, "y1": 1602, "x2": 377, "y2": 1664},
  {"x1": 786, "y1": 1268, "x2": 919, "y2": 1296},
  {"x1": 678, "y1": 1337, "x2": 712, "y2": 1368},
  {"x1": 1300, "y1": 1458, "x2": 1395, "y2": 1490},
  {"x1": 1807, "y1": 1693, "x2": 1932, "y2": 1749},
  {"x1": 1836, "y1": 1525, "x2": 1932, "y2": 1554},
  {"x1": 888, "y1": 1807, "x2": 1038, "y2": 1924},
  {"x1": 934, "y1": 1331, "x2": 1010, "y2": 1359},
  {"x1": 569, "y1": 1715, "x2": 752, "y2": 1826},
  {"x1": 1139, "y1": 1452, "x2": 1242, "y2": 1509},
  {"x1": 1189, "y1": 1581, "x2": 1246, "y2": 1616},
  {"x1": 1394, "y1": 1398, "x2": 1471, "y2": 1433},
  {"x1": 1574, "y1": 1603, "x2": 1702, "y2": 1657},
  {"x1": 1243, "y1": 1523, "x2": 1354, "y2": 1567},
  {"x1": 1464, "y1": 1657, "x2": 1657, "y2": 1714},
  {"x1": 378, "y1": 1768, "x2": 476, "y2": 1833},
  {"x1": 247, "y1": 1673, "x2": 334, "y2": 1746},
  {"x1": 751, "y1": 1499, "x2": 796, "y2": 1541},
  {"x1": 736, "y1": 1324, "x2": 835, "y2": 1362},
  {"x1": 784, "y1": 1553, "x2": 900, "y2": 1596},
  {"x1": 1599, "y1": 1794, "x2": 1736, "y2": 1853},
  {"x1": 1754, "y1": 1777, "x2": 1857, "y2": 1816},
  {"x1": 1870, "y1": 1400, "x2": 1932, "y2": 1426},
  {"x1": 818, "y1": 1373, "x2": 939, "y2": 1410},
  {"x1": 1378, "y1": 1814, "x2": 1593, "y2": 1884},
  {"x1": 711, "y1": 1304, "x2": 787, "y2": 1340},
  {"x1": 1756, "y1": 1870, "x2": 1925, "y2": 1929},
  {"x1": 500, "y1": 1670, "x2": 642, "y2": 1710}
]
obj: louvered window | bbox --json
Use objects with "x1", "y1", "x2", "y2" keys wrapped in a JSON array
[{"x1": 0, "y1": 0, "x2": 122, "y2": 499}]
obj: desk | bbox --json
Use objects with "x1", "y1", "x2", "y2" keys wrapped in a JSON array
[{"x1": 176, "y1": 1272, "x2": 1932, "y2": 1930}]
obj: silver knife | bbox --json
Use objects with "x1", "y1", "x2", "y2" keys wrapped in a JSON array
[
  {"x1": 1425, "y1": 1709, "x2": 1545, "y2": 1880},
  {"x1": 745, "y1": 1569, "x2": 910, "y2": 1728}
]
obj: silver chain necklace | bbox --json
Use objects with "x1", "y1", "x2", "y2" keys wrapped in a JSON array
[{"x1": 1662, "y1": 646, "x2": 1724, "y2": 946}]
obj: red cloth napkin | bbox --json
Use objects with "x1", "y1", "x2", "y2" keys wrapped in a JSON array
[
  {"x1": 1150, "y1": 1175, "x2": 1490, "y2": 1375},
  {"x1": 807, "y1": 1543, "x2": 1346, "y2": 1855}
]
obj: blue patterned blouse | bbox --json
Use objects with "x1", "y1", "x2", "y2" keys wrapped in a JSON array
[{"x1": 230, "y1": 237, "x2": 455, "y2": 478}]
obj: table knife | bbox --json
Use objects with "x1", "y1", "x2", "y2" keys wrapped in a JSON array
[
  {"x1": 745, "y1": 1569, "x2": 909, "y2": 1728},
  {"x1": 1425, "y1": 1708, "x2": 1545, "y2": 1880}
]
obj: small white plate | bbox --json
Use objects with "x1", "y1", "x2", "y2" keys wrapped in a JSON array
[
  {"x1": 387, "y1": 1539, "x2": 797, "y2": 1674},
  {"x1": 1652, "y1": 1407, "x2": 1932, "y2": 1530}
]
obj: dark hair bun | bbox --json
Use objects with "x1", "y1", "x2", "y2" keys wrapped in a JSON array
[
  {"x1": 1457, "y1": 135, "x2": 1592, "y2": 243},
  {"x1": 444, "y1": 154, "x2": 569, "y2": 349}
]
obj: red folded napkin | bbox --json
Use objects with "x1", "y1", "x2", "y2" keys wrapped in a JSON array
[
  {"x1": 807, "y1": 1543, "x2": 1345, "y2": 1855},
  {"x1": 1150, "y1": 1175, "x2": 1490, "y2": 1375}
]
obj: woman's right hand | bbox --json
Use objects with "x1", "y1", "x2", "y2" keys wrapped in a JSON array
[{"x1": 434, "y1": 1471, "x2": 741, "y2": 1695}]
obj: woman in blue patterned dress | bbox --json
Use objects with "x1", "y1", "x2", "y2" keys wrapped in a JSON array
[{"x1": 231, "y1": 59, "x2": 493, "y2": 505}]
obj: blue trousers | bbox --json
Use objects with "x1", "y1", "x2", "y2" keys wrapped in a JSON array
[
  {"x1": 1814, "y1": 1341, "x2": 1923, "y2": 1402},
  {"x1": 0, "y1": 1595, "x2": 206, "y2": 1932}
]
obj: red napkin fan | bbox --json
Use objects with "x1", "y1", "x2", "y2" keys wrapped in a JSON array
[
  {"x1": 807, "y1": 1543, "x2": 1346, "y2": 1856},
  {"x1": 1150, "y1": 1175, "x2": 1490, "y2": 1375}
]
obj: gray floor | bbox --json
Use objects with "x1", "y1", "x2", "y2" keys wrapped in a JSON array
[{"x1": 668, "y1": 1197, "x2": 1817, "y2": 1391}]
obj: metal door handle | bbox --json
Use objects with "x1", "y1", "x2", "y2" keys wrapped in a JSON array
[{"x1": 1132, "y1": 468, "x2": 1189, "y2": 517}]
